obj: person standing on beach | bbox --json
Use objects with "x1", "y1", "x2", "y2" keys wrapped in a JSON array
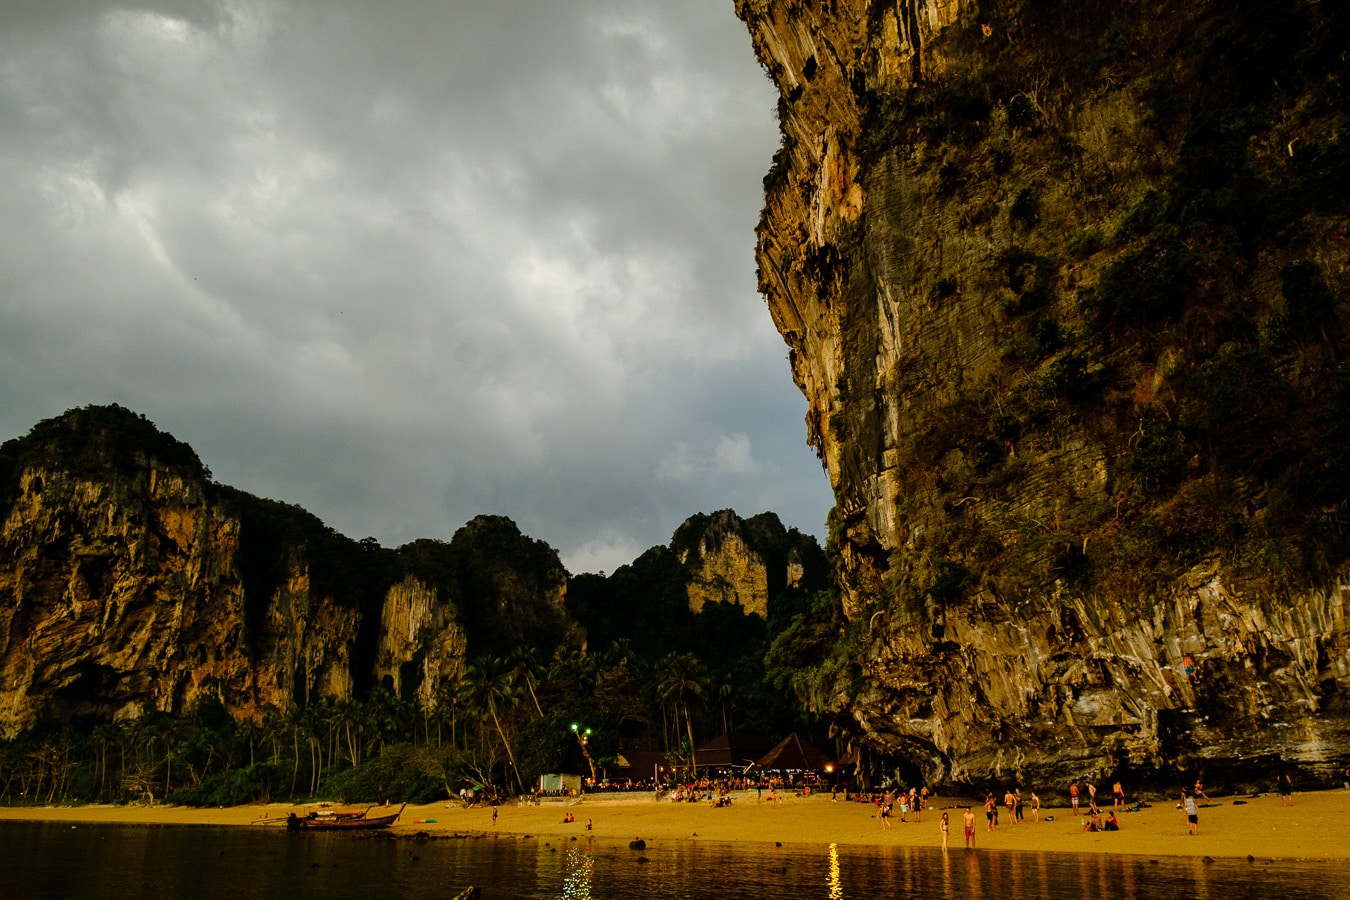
[
  {"x1": 1113, "y1": 780, "x2": 1124, "y2": 810},
  {"x1": 1031, "y1": 791, "x2": 1041, "y2": 822},
  {"x1": 1278, "y1": 772, "x2": 1293, "y2": 805},
  {"x1": 1069, "y1": 781, "x2": 1080, "y2": 814},
  {"x1": 963, "y1": 807, "x2": 976, "y2": 848},
  {"x1": 984, "y1": 792, "x2": 997, "y2": 832},
  {"x1": 1182, "y1": 788, "x2": 1198, "y2": 835},
  {"x1": 941, "y1": 812, "x2": 950, "y2": 851},
  {"x1": 1086, "y1": 781, "x2": 1098, "y2": 815},
  {"x1": 492, "y1": 804, "x2": 499, "y2": 826},
  {"x1": 1014, "y1": 788, "x2": 1024, "y2": 823}
]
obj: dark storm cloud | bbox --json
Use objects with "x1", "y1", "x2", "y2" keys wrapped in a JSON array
[{"x1": 0, "y1": 0, "x2": 832, "y2": 573}]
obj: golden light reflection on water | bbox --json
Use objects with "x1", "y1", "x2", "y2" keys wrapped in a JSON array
[
  {"x1": 561, "y1": 846, "x2": 594, "y2": 899},
  {"x1": 827, "y1": 842, "x2": 843, "y2": 899}
]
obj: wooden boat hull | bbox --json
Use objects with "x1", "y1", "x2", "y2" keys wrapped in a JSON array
[{"x1": 287, "y1": 804, "x2": 405, "y2": 831}]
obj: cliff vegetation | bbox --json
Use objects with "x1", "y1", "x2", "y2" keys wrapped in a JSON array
[
  {"x1": 0, "y1": 405, "x2": 830, "y2": 804},
  {"x1": 739, "y1": 0, "x2": 1350, "y2": 791}
]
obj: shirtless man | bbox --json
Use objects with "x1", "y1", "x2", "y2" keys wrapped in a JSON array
[
  {"x1": 963, "y1": 807, "x2": 977, "y2": 848},
  {"x1": 984, "y1": 792, "x2": 998, "y2": 832},
  {"x1": 1069, "y1": 781, "x2": 1080, "y2": 815}
]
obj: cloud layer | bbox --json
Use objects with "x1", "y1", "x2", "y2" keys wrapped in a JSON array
[{"x1": 0, "y1": 1, "x2": 832, "y2": 573}]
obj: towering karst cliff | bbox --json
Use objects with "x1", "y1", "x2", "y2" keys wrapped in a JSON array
[
  {"x1": 674, "y1": 509, "x2": 825, "y2": 616},
  {"x1": 738, "y1": 0, "x2": 1350, "y2": 787},
  {"x1": 0, "y1": 406, "x2": 828, "y2": 744},
  {"x1": 0, "y1": 406, "x2": 579, "y2": 738}
]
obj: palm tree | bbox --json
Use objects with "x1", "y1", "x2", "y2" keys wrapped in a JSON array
[
  {"x1": 332, "y1": 698, "x2": 363, "y2": 768},
  {"x1": 464, "y1": 658, "x2": 526, "y2": 793},
  {"x1": 656, "y1": 652, "x2": 709, "y2": 777},
  {"x1": 508, "y1": 648, "x2": 546, "y2": 718}
]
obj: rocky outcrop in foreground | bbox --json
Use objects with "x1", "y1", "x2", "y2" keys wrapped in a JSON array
[{"x1": 738, "y1": 0, "x2": 1350, "y2": 789}]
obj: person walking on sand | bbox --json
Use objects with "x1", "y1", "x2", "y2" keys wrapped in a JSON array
[
  {"x1": 964, "y1": 807, "x2": 976, "y2": 848},
  {"x1": 941, "y1": 812, "x2": 950, "y2": 851},
  {"x1": 1086, "y1": 781, "x2": 1099, "y2": 814},
  {"x1": 1113, "y1": 780, "x2": 1124, "y2": 810},
  {"x1": 492, "y1": 804, "x2": 499, "y2": 826},
  {"x1": 1182, "y1": 788, "x2": 1198, "y2": 835}
]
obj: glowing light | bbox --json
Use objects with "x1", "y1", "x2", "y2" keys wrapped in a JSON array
[{"x1": 827, "y1": 842, "x2": 842, "y2": 900}]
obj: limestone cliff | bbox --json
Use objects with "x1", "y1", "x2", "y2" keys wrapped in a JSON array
[
  {"x1": 739, "y1": 0, "x2": 1350, "y2": 789},
  {"x1": 0, "y1": 406, "x2": 573, "y2": 738},
  {"x1": 674, "y1": 509, "x2": 824, "y2": 616}
]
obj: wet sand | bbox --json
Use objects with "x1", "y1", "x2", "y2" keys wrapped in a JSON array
[{"x1": 2, "y1": 787, "x2": 1345, "y2": 861}]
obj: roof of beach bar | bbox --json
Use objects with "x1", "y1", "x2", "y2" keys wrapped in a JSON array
[
  {"x1": 756, "y1": 733, "x2": 835, "y2": 771},
  {"x1": 693, "y1": 732, "x2": 776, "y2": 768}
]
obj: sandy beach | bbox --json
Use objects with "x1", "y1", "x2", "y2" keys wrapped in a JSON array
[{"x1": 2, "y1": 787, "x2": 1346, "y2": 862}]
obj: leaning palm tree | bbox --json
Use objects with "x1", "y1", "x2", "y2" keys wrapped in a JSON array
[
  {"x1": 464, "y1": 658, "x2": 526, "y2": 793},
  {"x1": 656, "y1": 652, "x2": 708, "y2": 777},
  {"x1": 508, "y1": 648, "x2": 546, "y2": 718}
]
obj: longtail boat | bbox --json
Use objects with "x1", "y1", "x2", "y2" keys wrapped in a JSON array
[{"x1": 287, "y1": 804, "x2": 405, "y2": 831}]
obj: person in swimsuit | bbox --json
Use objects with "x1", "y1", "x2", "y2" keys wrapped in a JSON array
[
  {"x1": 1069, "y1": 781, "x2": 1080, "y2": 814},
  {"x1": 940, "y1": 812, "x2": 950, "y2": 851},
  {"x1": 1182, "y1": 788, "x2": 1198, "y2": 835},
  {"x1": 963, "y1": 807, "x2": 976, "y2": 848}
]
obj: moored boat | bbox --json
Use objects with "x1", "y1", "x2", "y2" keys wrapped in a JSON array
[{"x1": 287, "y1": 804, "x2": 405, "y2": 831}]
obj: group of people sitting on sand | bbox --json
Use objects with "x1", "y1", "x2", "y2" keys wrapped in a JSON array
[{"x1": 1082, "y1": 809, "x2": 1121, "y2": 832}]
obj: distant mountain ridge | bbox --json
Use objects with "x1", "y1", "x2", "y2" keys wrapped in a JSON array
[{"x1": 0, "y1": 404, "x2": 826, "y2": 739}]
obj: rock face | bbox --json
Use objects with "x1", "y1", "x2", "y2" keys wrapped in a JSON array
[
  {"x1": 674, "y1": 509, "x2": 823, "y2": 616},
  {"x1": 738, "y1": 0, "x2": 1350, "y2": 789},
  {"x1": 0, "y1": 406, "x2": 574, "y2": 738}
]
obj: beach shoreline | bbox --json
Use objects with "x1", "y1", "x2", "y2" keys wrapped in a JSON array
[{"x1": 2, "y1": 786, "x2": 1346, "y2": 862}]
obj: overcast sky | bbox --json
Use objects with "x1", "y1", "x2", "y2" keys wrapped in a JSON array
[{"x1": 0, "y1": 1, "x2": 832, "y2": 574}]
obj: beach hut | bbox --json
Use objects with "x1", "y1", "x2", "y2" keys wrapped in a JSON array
[
  {"x1": 756, "y1": 733, "x2": 835, "y2": 774},
  {"x1": 611, "y1": 747, "x2": 669, "y2": 784},
  {"x1": 693, "y1": 732, "x2": 776, "y2": 771}
]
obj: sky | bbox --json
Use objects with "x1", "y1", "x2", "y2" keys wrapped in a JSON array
[{"x1": 0, "y1": 1, "x2": 834, "y2": 575}]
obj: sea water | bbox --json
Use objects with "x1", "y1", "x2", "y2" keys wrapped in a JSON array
[{"x1": 2, "y1": 821, "x2": 1348, "y2": 899}]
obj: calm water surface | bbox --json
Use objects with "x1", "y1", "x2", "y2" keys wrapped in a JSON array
[{"x1": 3, "y1": 821, "x2": 1348, "y2": 899}]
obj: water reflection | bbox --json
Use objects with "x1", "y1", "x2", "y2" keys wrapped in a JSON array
[
  {"x1": 561, "y1": 845, "x2": 595, "y2": 899},
  {"x1": 3, "y1": 823, "x2": 1349, "y2": 899}
]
